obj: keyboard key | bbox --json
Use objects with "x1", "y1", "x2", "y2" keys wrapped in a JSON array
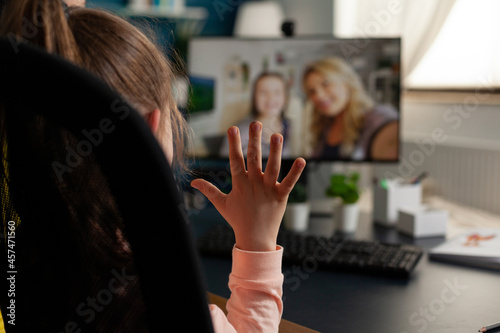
[{"x1": 197, "y1": 224, "x2": 423, "y2": 278}]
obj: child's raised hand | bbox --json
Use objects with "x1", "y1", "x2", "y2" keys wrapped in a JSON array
[{"x1": 191, "y1": 122, "x2": 306, "y2": 252}]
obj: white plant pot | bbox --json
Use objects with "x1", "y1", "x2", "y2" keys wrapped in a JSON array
[
  {"x1": 334, "y1": 202, "x2": 360, "y2": 233},
  {"x1": 284, "y1": 202, "x2": 311, "y2": 232}
]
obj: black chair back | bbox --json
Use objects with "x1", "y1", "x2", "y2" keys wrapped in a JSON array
[{"x1": 0, "y1": 38, "x2": 213, "y2": 332}]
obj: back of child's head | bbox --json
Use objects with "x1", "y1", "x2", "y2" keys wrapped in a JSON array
[{"x1": 0, "y1": 0, "x2": 188, "y2": 172}]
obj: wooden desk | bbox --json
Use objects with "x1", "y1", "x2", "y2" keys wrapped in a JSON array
[{"x1": 207, "y1": 292, "x2": 320, "y2": 333}]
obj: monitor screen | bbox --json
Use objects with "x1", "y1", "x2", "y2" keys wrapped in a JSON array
[{"x1": 186, "y1": 36, "x2": 400, "y2": 162}]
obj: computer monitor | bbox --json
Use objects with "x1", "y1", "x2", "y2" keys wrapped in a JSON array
[{"x1": 186, "y1": 36, "x2": 401, "y2": 163}]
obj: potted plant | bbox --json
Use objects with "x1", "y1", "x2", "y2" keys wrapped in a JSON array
[
  {"x1": 325, "y1": 172, "x2": 360, "y2": 233},
  {"x1": 284, "y1": 182, "x2": 310, "y2": 232}
]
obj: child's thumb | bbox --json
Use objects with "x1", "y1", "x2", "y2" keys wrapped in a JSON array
[{"x1": 191, "y1": 179, "x2": 226, "y2": 209}]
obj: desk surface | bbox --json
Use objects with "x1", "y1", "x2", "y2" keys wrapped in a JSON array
[{"x1": 192, "y1": 194, "x2": 500, "y2": 333}]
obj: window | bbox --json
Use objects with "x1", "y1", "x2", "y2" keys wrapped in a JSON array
[
  {"x1": 406, "y1": 0, "x2": 500, "y2": 89},
  {"x1": 334, "y1": 0, "x2": 500, "y2": 90}
]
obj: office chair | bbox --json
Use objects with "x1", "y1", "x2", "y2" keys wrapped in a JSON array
[{"x1": 0, "y1": 37, "x2": 214, "y2": 332}]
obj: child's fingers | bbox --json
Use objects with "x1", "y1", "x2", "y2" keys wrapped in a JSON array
[
  {"x1": 246, "y1": 121, "x2": 263, "y2": 178},
  {"x1": 278, "y1": 158, "x2": 306, "y2": 197},
  {"x1": 227, "y1": 127, "x2": 246, "y2": 181},
  {"x1": 263, "y1": 133, "x2": 283, "y2": 187},
  {"x1": 191, "y1": 179, "x2": 227, "y2": 211}
]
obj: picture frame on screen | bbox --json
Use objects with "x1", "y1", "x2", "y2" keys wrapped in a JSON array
[{"x1": 186, "y1": 36, "x2": 401, "y2": 163}]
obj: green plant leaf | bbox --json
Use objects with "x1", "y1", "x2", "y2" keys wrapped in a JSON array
[{"x1": 325, "y1": 172, "x2": 360, "y2": 203}]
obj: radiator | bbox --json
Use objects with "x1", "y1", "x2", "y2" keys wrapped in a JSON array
[{"x1": 374, "y1": 141, "x2": 500, "y2": 215}]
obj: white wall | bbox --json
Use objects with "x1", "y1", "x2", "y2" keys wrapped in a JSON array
[
  {"x1": 401, "y1": 98, "x2": 500, "y2": 150},
  {"x1": 382, "y1": 98, "x2": 500, "y2": 214}
]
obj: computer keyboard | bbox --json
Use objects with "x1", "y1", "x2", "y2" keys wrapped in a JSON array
[{"x1": 197, "y1": 224, "x2": 424, "y2": 278}]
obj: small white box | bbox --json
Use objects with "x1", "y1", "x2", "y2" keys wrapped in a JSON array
[
  {"x1": 397, "y1": 206, "x2": 448, "y2": 238},
  {"x1": 373, "y1": 182, "x2": 422, "y2": 226}
]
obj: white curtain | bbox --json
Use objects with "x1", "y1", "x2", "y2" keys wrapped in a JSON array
[
  {"x1": 334, "y1": 0, "x2": 456, "y2": 86},
  {"x1": 401, "y1": 0, "x2": 456, "y2": 82},
  {"x1": 405, "y1": 0, "x2": 500, "y2": 89}
]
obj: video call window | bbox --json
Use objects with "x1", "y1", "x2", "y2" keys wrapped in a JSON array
[{"x1": 187, "y1": 37, "x2": 401, "y2": 162}]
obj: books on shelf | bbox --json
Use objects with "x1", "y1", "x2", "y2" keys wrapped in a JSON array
[{"x1": 429, "y1": 229, "x2": 500, "y2": 270}]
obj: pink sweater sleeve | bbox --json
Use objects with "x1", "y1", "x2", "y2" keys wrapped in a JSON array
[{"x1": 209, "y1": 245, "x2": 284, "y2": 333}]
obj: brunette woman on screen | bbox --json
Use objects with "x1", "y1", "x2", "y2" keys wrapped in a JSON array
[
  {"x1": 220, "y1": 72, "x2": 292, "y2": 158},
  {"x1": 0, "y1": 0, "x2": 305, "y2": 331},
  {"x1": 303, "y1": 57, "x2": 399, "y2": 161}
]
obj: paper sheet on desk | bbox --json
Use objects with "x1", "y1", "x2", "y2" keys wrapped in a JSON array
[{"x1": 429, "y1": 229, "x2": 500, "y2": 269}]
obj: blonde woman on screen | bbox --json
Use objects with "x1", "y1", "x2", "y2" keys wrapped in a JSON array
[{"x1": 302, "y1": 57, "x2": 399, "y2": 161}]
